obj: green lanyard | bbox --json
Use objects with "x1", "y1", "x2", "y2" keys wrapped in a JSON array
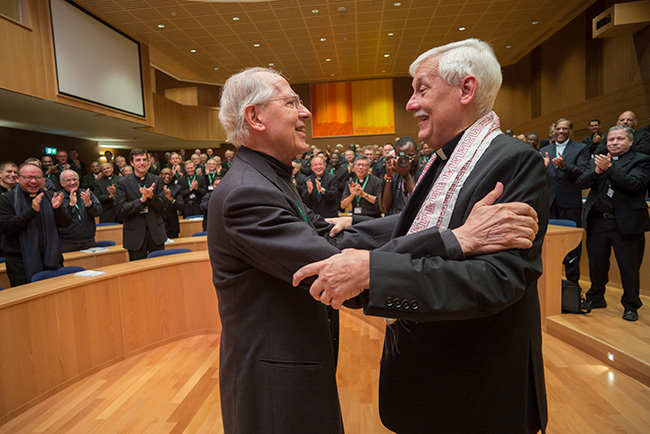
[
  {"x1": 187, "y1": 175, "x2": 196, "y2": 187},
  {"x1": 355, "y1": 176, "x2": 369, "y2": 206},
  {"x1": 295, "y1": 201, "x2": 312, "y2": 227},
  {"x1": 207, "y1": 173, "x2": 215, "y2": 185}
]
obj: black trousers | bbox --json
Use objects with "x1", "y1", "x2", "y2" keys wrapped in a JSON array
[
  {"x1": 128, "y1": 227, "x2": 164, "y2": 261},
  {"x1": 585, "y1": 213, "x2": 644, "y2": 311},
  {"x1": 5, "y1": 253, "x2": 64, "y2": 287},
  {"x1": 550, "y1": 203, "x2": 582, "y2": 283}
]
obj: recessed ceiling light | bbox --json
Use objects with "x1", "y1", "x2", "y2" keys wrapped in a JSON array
[
  {"x1": 384, "y1": 54, "x2": 390, "y2": 58},
  {"x1": 232, "y1": 17, "x2": 239, "y2": 21},
  {"x1": 312, "y1": 9, "x2": 319, "y2": 13},
  {"x1": 338, "y1": 6, "x2": 347, "y2": 12},
  {"x1": 253, "y1": 43, "x2": 260, "y2": 47},
  {"x1": 157, "y1": 24, "x2": 165, "y2": 29},
  {"x1": 170, "y1": 11, "x2": 177, "y2": 17},
  {"x1": 213, "y1": 67, "x2": 219, "y2": 70},
  {"x1": 325, "y1": 58, "x2": 331, "y2": 62},
  {"x1": 190, "y1": 49, "x2": 197, "y2": 53},
  {"x1": 387, "y1": 32, "x2": 394, "y2": 36},
  {"x1": 269, "y1": 63, "x2": 274, "y2": 66},
  {"x1": 320, "y1": 38, "x2": 327, "y2": 42},
  {"x1": 381, "y1": 70, "x2": 386, "y2": 73},
  {"x1": 458, "y1": 27, "x2": 466, "y2": 31},
  {"x1": 330, "y1": 73, "x2": 335, "y2": 76},
  {"x1": 506, "y1": 45, "x2": 512, "y2": 49},
  {"x1": 532, "y1": 21, "x2": 539, "y2": 25},
  {"x1": 394, "y1": 2, "x2": 401, "y2": 6}
]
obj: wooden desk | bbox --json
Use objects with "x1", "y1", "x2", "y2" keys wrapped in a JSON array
[
  {"x1": 179, "y1": 218, "x2": 204, "y2": 238},
  {"x1": 95, "y1": 224, "x2": 123, "y2": 244},
  {"x1": 538, "y1": 225, "x2": 584, "y2": 328},
  {"x1": 0, "y1": 252, "x2": 218, "y2": 425},
  {"x1": 0, "y1": 237, "x2": 207, "y2": 289}
]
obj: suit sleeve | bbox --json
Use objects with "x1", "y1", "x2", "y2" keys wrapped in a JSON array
[
  {"x1": 561, "y1": 143, "x2": 589, "y2": 180},
  {"x1": 363, "y1": 146, "x2": 549, "y2": 322},
  {"x1": 605, "y1": 154, "x2": 650, "y2": 192}
]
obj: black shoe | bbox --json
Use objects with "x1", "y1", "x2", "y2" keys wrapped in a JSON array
[
  {"x1": 582, "y1": 299, "x2": 607, "y2": 309},
  {"x1": 622, "y1": 310, "x2": 638, "y2": 322}
]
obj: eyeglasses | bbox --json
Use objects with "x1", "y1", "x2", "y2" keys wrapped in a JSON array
[
  {"x1": 19, "y1": 175, "x2": 44, "y2": 182},
  {"x1": 262, "y1": 94, "x2": 304, "y2": 109}
]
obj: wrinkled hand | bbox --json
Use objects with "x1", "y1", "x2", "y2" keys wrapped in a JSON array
[
  {"x1": 69, "y1": 189, "x2": 78, "y2": 207},
  {"x1": 349, "y1": 182, "x2": 363, "y2": 196},
  {"x1": 31, "y1": 192, "x2": 44, "y2": 212},
  {"x1": 451, "y1": 182, "x2": 538, "y2": 256},
  {"x1": 51, "y1": 192, "x2": 64, "y2": 209},
  {"x1": 325, "y1": 216, "x2": 352, "y2": 237},
  {"x1": 107, "y1": 185, "x2": 116, "y2": 198},
  {"x1": 594, "y1": 153, "x2": 611, "y2": 174},
  {"x1": 80, "y1": 189, "x2": 92, "y2": 206},
  {"x1": 293, "y1": 249, "x2": 370, "y2": 309},
  {"x1": 551, "y1": 152, "x2": 565, "y2": 169}
]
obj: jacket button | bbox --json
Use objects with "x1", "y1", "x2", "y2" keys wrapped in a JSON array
[
  {"x1": 402, "y1": 299, "x2": 410, "y2": 310},
  {"x1": 411, "y1": 301, "x2": 419, "y2": 310},
  {"x1": 394, "y1": 299, "x2": 402, "y2": 308},
  {"x1": 385, "y1": 297, "x2": 393, "y2": 307}
]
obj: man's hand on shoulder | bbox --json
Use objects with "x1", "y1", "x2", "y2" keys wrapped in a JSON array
[{"x1": 452, "y1": 182, "x2": 539, "y2": 256}]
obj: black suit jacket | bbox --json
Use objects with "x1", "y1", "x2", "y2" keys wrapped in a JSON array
[
  {"x1": 539, "y1": 139, "x2": 589, "y2": 209},
  {"x1": 577, "y1": 150, "x2": 650, "y2": 234},
  {"x1": 161, "y1": 183, "x2": 183, "y2": 238},
  {"x1": 207, "y1": 146, "x2": 450, "y2": 433},
  {"x1": 300, "y1": 172, "x2": 340, "y2": 218},
  {"x1": 362, "y1": 133, "x2": 549, "y2": 434},
  {"x1": 114, "y1": 173, "x2": 166, "y2": 251},
  {"x1": 93, "y1": 175, "x2": 119, "y2": 223}
]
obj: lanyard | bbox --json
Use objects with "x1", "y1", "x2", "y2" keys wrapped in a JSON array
[
  {"x1": 187, "y1": 175, "x2": 196, "y2": 187},
  {"x1": 207, "y1": 173, "x2": 215, "y2": 185},
  {"x1": 355, "y1": 176, "x2": 369, "y2": 205}
]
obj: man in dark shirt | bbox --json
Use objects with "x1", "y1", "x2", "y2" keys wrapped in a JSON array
[
  {"x1": 93, "y1": 162, "x2": 120, "y2": 223},
  {"x1": 340, "y1": 156, "x2": 382, "y2": 217},
  {"x1": 582, "y1": 119, "x2": 604, "y2": 155},
  {"x1": 381, "y1": 137, "x2": 420, "y2": 215},
  {"x1": 58, "y1": 169, "x2": 102, "y2": 253},
  {"x1": 577, "y1": 125, "x2": 650, "y2": 322},
  {"x1": 160, "y1": 167, "x2": 184, "y2": 239},
  {"x1": 0, "y1": 163, "x2": 70, "y2": 286},
  {"x1": 41, "y1": 155, "x2": 61, "y2": 191},
  {"x1": 81, "y1": 161, "x2": 101, "y2": 190},
  {"x1": 0, "y1": 162, "x2": 17, "y2": 195},
  {"x1": 301, "y1": 156, "x2": 339, "y2": 218},
  {"x1": 179, "y1": 160, "x2": 207, "y2": 218}
]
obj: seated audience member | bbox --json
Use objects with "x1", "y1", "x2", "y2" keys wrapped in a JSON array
[
  {"x1": 41, "y1": 155, "x2": 61, "y2": 190},
  {"x1": 527, "y1": 133, "x2": 540, "y2": 149},
  {"x1": 58, "y1": 169, "x2": 102, "y2": 253},
  {"x1": 381, "y1": 137, "x2": 420, "y2": 215},
  {"x1": 222, "y1": 150, "x2": 235, "y2": 170},
  {"x1": 159, "y1": 168, "x2": 183, "y2": 239},
  {"x1": 114, "y1": 156, "x2": 127, "y2": 176},
  {"x1": 94, "y1": 162, "x2": 120, "y2": 223},
  {"x1": 340, "y1": 156, "x2": 382, "y2": 217},
  {"x1": 114, "y1": 148, "x2": 166, "y2": 261},
  {"x1": 206, "y1": 148, "x2": 214, "y2": 158},
  {"x1": 204, "y1": 158, "x2": 226, "y2": 191},
  {"x1": 169, "y1": 152, "x2": 185, "y2": 179},
  {"x1": 516, "y1": 133, "x2": 527, "y2": 142},
  {"x1": 577, "y1": 125, "x2": 650, "y2": 322},
  {"x1": 81, "y1": 161, "x2": 101, "y2": 190},
  {"x1": 121, "y1": 165, "x2": 133, "y2": 176},
  {"x1": 0, "y1": 162, "x2": 17, "y2": 194},
  {"x1": 582, "y1": 119, "x2": 604, "y2": 155},
  {"x1": 594, "y1": 111, "x2": 650, "y2": 155},
  {"x1": 0, "y1": 163, "x2": 70, "y2": 286},
  {"x1": 301, "y1": 156, "x2": 339, "y2": 218},
  {"x1": 179, "y1": 161, "x2": 207, "y2": 218},
  {"x1": 68, "y1": 148, "x2": 86, "y2": 176}
]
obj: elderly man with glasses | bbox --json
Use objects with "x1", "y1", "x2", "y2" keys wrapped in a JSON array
[
  {"x1": 208, "y1": 66, "x2": 541, "y2": 434},
  {"x1": 0, "y1": 163, "x2": 70, "y2": 286},
  {"x1": 58, "y1": 169, "x2": 102, "y2": 253}
]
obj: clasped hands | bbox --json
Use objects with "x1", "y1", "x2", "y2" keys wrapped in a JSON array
[
  {"x1": 140, "y1": 183, "x2": 155, "y2": 202},
  {"x1": 293, "y1": 182, "x2": 539, "y2": 309}
]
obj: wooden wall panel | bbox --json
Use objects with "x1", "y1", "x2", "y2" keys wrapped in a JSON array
[{"x1": 145, "y1": 93, "x2": 226, "y2": 141}]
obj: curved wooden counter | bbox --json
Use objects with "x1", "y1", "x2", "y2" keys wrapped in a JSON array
[{"x1": 0, "y1": 251, "x2": 218, "y2": 425}]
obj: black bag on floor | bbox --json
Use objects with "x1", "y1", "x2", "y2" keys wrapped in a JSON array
[{"x1": 561, "y1": 279, "x2": 590, "y2": 314}]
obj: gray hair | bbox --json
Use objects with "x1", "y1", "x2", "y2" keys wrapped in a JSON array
[
  {"x1": 219, "y1": 67, "x2": 281, "y2": 147},
  {"x1": 59, "y1": 169, "x2": 79, "y2": 182},
  {"x1": 609, "y1": 124, "x2": 634, "y2": 140},
  {"x1": 409, "y1": 39, "x2": 502, "y2": 117}
]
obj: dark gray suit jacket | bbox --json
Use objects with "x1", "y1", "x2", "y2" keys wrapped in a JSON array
[
  {"x1": 114, "y1": 173, "x2": 166, "y2": 251},
  {"x1": 539, "y1": 139, "x2": 589, "y2": 209}
]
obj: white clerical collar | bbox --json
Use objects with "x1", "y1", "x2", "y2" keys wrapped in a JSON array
[{"x1": 435, "y1": 149, "x2": 448, "y2": 160}]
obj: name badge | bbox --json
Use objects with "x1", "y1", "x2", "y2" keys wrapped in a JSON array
[
  {"x1": 208, "y1": 185, "x2": 214, "y2": 191},
  {"x1": 140, "y1": 206, "x2": 149, "y2": 214},
  {"x1": 189, "y1": 193, "x2": 196, "y2": 199},
  {"x1": 353, "y1": 207, "x2": 362, "y2": 214},
  {"x1": 607, "y1": 188, "x2": 614, "y2": 198}
]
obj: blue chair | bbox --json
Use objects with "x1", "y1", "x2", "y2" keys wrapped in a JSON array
[
  {"x1": 31, "y1": 266, "x2": 86, "y2": 283},
  {"x1": 95, "y1": 240, "x2": 116, "y2": 247},
  {"x1": 146, "y1": 248, "x2": 192, "y2": 259},
  {"x1": 192, "y1": 231, "x2": 207, "y2": 237},
  {"x1": 97, "y1": 222, "x2": 120, "y2": 226},
  {"x1": 0, "y1": 257, "x2": 5, "y2": 264},
  {"x1": 186, "y1": 215, "x2": 204, "y2": 220},
  {"x1": 548, "y1": 219, "x2": 577, "y2": 227}
]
